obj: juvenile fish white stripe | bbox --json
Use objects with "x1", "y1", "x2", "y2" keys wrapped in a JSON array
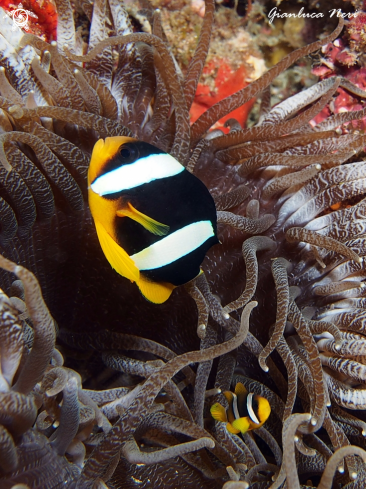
[
  {"x1": 91, "y1": 153, "x2": 184, "y2": 196},
  {"x1": 131, "y1": 221, "x2": 215, "y2": 270},
  {"x1": 232, "y1": 393, "x2": 240, "y2": 420},
  {"x1": 247, "y1": 393, "x2": 260, "y2": 424}
]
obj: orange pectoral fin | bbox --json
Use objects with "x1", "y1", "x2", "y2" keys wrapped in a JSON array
[
  {"x1": 117, "y1": 203, "x2": 170, "y2": 236},
  {"x1": 210, "y1": 403, "x2": 228, "y2": 423},
  {"x1": 232, "y1": 417, "x2": 251, "y2": 434},
  {"x1": 95, "y1": 221, "x2": 140, "y2": 283},
  {"x1": 137, "y1": 274, "x2": 175, "y2": 304}
]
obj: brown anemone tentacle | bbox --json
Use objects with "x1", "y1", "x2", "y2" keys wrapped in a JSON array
[
  {"x1": 102, "y1": 352, "x2": 193, "y2": 422},
  {"x1": 223, "y1": 236, "x2": 276, "y2": 314},
  {"x1": 0, "y1": 67, "x2": 24, "y2": 105},
  {"x1": 0, "y1": 391, "x2": 37, "y2": 436},
  {"x1": 62, "y1": 33, "x2": 190, "y2": 163},
  {"x1": 331, "y1": 405, "x2": 366, "y2": 439},
  {"x1": 323, "y1": 409, "x2": 359, "y2": 481},
  {"x1": 258, "y1": 257, "x2": 290, "y2": 371},
  {"x1": 4, "y1": 145, "x2": 55, "y2": 219},
  {"x1": 31, "y1": 55, "x2": 72, "y2": 108},
  {"x1": 245, "y1": 200, "x2": 259, "y2": 219},
  {"x1": 0, "y1": 292, "x2": 23, "y2": 389},
  {"x1": 50, "y1": 376, "x2": 80, "y2": 456},
  {"x1": 183, "y1": 0, "x2": 215, "y2": 110},
  {"x1": 315, "y1": 106, "x2": 366, "y2": 132},
  {"x1": 317, "y1": 332, "x2": 366, "y2": 357},
  {"x1": 139, "y1": 411, "x2": 232, "y2": 468},
  {"x1": 0, "y1": 197, "x2": 18, "y2": 242},
  {"x1": 246, "y1": 463, "x2": 279, "y2": 485},
  {"x1": 185, "y1": 280, "x2": 209, "y2": 340},
  {"x1": 0, "y1": 131, "x2": 83, "y2": 212},
  {"x1": 314, "y1": 281, "x2": 365, "y2": 296},
  {"x1": 243, "y1": 432, "x2": 266, "y2": 464},
  {"x1": 42, "y1": 367, "x2": 69, "y2": 397},
  {"x1": 318, "y1": 446, "x2": 366, "y2": 489},
  {"x1": 77, "y1": 302, "x2": 256, "y2": 486},
  {"x1": 307, "y1": 319, "x2": 342, "y2": 348},
  {"x1": 238, "y1": 152, "x2": 349, "y2": 178},
  {"x1": 0, "y1": 424, "x2": 18, "y2": 472},
  {"x1": 275, "y1": 337, "x2": 298, "y2": 421},
  {"x1": 255, "y1": 427, "x2": 282, "y2": 466},
  {"x1": 190, "y1": 19, "x2": 344, "y2": 141},
  {"x1": 222, "y1": 482, "x2": 249, "y2": 489},
  {"x1": 0, "y1": 255, "x2": 56, "y2": 395},
  {"x1": 324, "y1": 373, "x2": 366, "y2": 410},
  {"x1": 193, "y1": 323, "x2": 217, "y2": 427},
  {"x1": 262, "y1": 165, "x2": 322, "y2": 200},
  {"x1": 320, "y1": 354, "x2": 366, "y2": 384},
  {"x1": 212, "y1": 78, "x2": 341, "y2": 151},
  {"x1": 217, "y1": 211, "x2": 276, "y2": 235},
  {"x1": 214, "y1": 185, "x2": 251, "y2": 212},
  {"x1": 216, "y1": 130, "x2": 336, "y2": 163},
  {"x1": 286, "y1": 228, "x2": 362, "y2": 264},
  {"x1": 10, "y1": 105, "x2": 131, "y2": 138},
  {"x1": 288, "y1": 297, "x2": 327, "y2": 433},
  {"x1": 212, "y1": 422, "x2": 249, "y2": 468},
  {"x1": 72, "y1": 68, "x2": 103, "y2": 115},
  {"x1": 121, "y1": 436, "x2": 215, "y2": 464},
  {"x1": 261, "y1": 77, "x2": 341, "y2": 125},
  {"x1": 281, "y1": 413, "x2": 312, "y2": 489}
]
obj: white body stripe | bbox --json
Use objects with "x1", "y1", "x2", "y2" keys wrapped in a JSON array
[
  {"x1": 131, "y1": 221, "x2": 215, "y2": 270},
  {"x1": 91, "y1": 153, "x2": 184, "y2": 196},
  {"x1": 247, "y1": 393, "x2": 260, "y2": 424},
  {"x1": 232, "y1": 393, "x2": 240, "y2": 420}
]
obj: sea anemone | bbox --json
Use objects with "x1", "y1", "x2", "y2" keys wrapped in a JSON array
[{"x1": 0, "y1": 0, "x2": 366, "y2": 487}]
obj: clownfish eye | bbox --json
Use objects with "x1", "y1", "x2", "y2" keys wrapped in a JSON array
[
  {"x1": 120, "y1": 147, "x2": 131, "y2": 158},
  {"x1": 118, "y1": 143, "x2": 139, "y2": 163}
]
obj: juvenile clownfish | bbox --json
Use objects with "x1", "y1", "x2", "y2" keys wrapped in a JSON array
[
  {"x1": 88, "y1": 136, "x2": 219, "y2": 304},
  {"x1": 210, "y1": 382, "x2": 271, "y2": 435}
]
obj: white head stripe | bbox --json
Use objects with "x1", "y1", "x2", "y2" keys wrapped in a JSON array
[
  {"x1": 131, "y1": 221, "x2": 215, "y2": 270},
  {"x1": 232, "y1": 393, "x2": 240, "y2": 420},
  {"x1": 91, "y1": 153, "x2": 184, "y2": 196},
  {"x1": 247, "y1": 393, "x2": 260, "y2": 424}
]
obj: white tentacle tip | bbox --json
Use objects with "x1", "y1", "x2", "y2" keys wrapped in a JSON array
[
  {"x1": 351, "y1": 472, "x2": 358, "y2": 480},
  {"x1": 362, "y1": 430, "x2": 366, "y2": 436},
  {"x1": 338, "y1": 465, "x2": 345, "y2": 474},
  {"x1": 310, "y1": 417, "x2": 317, "y2": 426},
  {"x1": 223, "y1": 311, "x2": 230, "y2": 320}
]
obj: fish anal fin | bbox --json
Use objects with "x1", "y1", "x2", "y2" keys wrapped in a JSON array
[
  {"x1": 137, "y1": 274, "x2": 175, "y2": 304},
  {"x1": 232, "y1": 417, "x2": 251, "y2": 434},
  {"x1": 95, "y1": 221, "x2": 139, "y2": 283},
  {"x1": 210, "y1": 403, "x2": 227, "y2": 423},
  {"x1": 117, "y1": 203, "x2": 170, "y2": 236}
]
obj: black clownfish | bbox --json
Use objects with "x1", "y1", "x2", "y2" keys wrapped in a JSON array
[
  {"x1": 210, "y1": 382, "x2": 271, "y2": 435},
  {"x1": 88, "y1": 136, "x2": 219, "y2": 304}
]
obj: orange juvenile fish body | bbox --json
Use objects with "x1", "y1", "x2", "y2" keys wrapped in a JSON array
[{"x1": 210, "y1": 382, "x2": 271, "y2": 434}]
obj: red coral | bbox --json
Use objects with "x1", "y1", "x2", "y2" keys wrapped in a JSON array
[
  {"x1": 190, "y1": 59, "x2": 255, "y2": 133},
  {"x1": 311, "y1": 10, "x2": 366, "y2": 132},
  {"x1": 0, "y1": 0, "x2": 57, "y2": 42}
]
